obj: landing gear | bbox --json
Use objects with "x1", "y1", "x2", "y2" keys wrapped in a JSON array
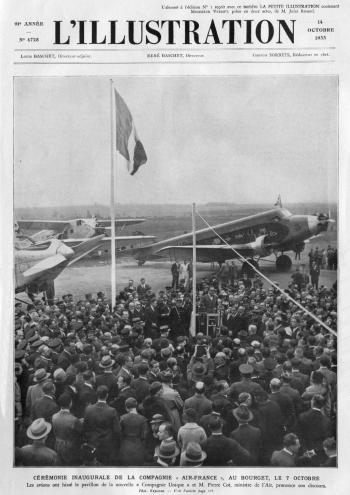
[{"x1": 276, "y1": 254, "x2": 292, "y2": 272}]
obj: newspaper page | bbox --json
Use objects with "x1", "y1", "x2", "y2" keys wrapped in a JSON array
[{"x1": 1, "y1": 0, "x2": 349, "y2": 494}]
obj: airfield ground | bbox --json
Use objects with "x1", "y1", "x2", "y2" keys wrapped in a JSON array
[{"x1": 52, "y1": 254, "x2": 337, "y2": 302}]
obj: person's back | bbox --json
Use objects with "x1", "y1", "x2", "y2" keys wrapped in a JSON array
[
  {"x1": 20, "y1": 442, "x2": 58, "y2": 466},
  {"x1": 203, "y1": 416, "x2": 251, "y2": 466},
  {"x1": 83, "y1": 386, "x2": 121, "y2": 464},
  {"x1": 231, "y1": 423, "x2": 261, "y2": 464},
  {"x1": 177, "y1": 408, "x2": 207, "y2": 452},
  {"x1": 184, "y1": 382, "x2": 212, "y2": 420}
]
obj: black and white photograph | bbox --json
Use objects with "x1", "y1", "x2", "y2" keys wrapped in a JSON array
[{"x1": 13, "y1": 75, "x2": 338, "y2": 468}]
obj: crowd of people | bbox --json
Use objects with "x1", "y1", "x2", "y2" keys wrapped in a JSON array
[
  {"x1": 14, "y1": 264, "x2": 337, "y2": 467},
  {"x1": 308, "y1": 245, "x2": 337, "y2": 271}
]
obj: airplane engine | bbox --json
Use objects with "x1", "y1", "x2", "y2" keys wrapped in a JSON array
[{"x1": 249, "y1": 235, "x2": 273, "y2": 257}]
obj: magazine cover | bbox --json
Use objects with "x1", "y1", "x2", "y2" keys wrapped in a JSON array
[{"x1": 1, "y1": 1, "x2": 349, "y2": 494}]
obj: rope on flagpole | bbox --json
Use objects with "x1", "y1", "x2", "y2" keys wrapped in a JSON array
[{"x1": 196, "y1": 211, "x2": 337, "y2": 338}]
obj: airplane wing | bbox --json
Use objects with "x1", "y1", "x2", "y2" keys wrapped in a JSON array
[
  {"x1": 63, "y1": 235, "x2": 156, "y2": 245},
  {"x1": 97, "y1": 218, "x2": 146, "y2": 227},
  {"x1": 17, "y1": 220, "x2": 71, "y2": 231},
  {"x1": 158, "y1": 244, "x2": 257, "y2": 263},
  {"x1": 22, "y1": 254, "x2": 67, "y2": 280}
]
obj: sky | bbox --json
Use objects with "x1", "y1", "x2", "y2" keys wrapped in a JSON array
[{"x1": 14, "y1": 75, "x2": 338, "y2": 207}]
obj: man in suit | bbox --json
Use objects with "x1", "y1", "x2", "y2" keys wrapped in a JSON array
[
  {"x1": 19, "y1": 418, "x2": 58, "y2": 466},
  {"x1": 321, "y1": 437, "x2": 337, "y2": 467},
  {"x1": 144, "y1": 298, "x2": 159, "y2": 338},
  {"x1": 200, "y1": 287, "x2": 218, "y2": 313},
  {"x1": 132, "y1": 363, "x2": 150, "y2": 404},
  {"x1": 231, "y1": 404, "x2": 261, "y2": 465},
  {"x1": 171, "y1": 261, "x2": 180, "y2": 289},
  {"x1": 76, "y1": 369, "x2": 97, "y2": 418},
  {"x1": 271, "y1": 433, "x2": 301, "y2": 467},
  {"x1": 83, "y1": 385, "x2": 121, "y2": 465},
  {"x1": 269, "y1": 378, "x2": 296, "y2": 431},
  {"x1": 203, "y1": 416, "x2": 251, "y2": 466},
  {"x1": 183, "y1": 381, "x2": 212, "y2": 421},
  {"x1": 137, "y1": 278, "x2": 151, "y2": 299},
  {"x1": 111, "y1": 374, "x2": 136, "y2": 417},
  {"x1": 52, "y1": 394, "x2": 82, "y2": 465},
  {"x1": 298, "y1": 394, "x2": 331, "y2": 453},
  {"x1": 95, "y1": 355, "x2": 119, "y2": 403},
  {"x1": 254, "y1": 390, "x2": 284, "y2": 465},
  {"x1": 31, "y1": 381, "x2": 59, "y2": 422}
]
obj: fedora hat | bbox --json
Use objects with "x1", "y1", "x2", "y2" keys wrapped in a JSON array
[
  {"x1": 233, "y1": 404, "x2": 253, "y2": 423},
  {"x1": 33, "y1": 368, "x2": 51, "y2": 383},
  {"x1": 99, "y1": 355, "x2": 115, "y2": 369},
  {"x1": 183, "y1": 442, "x2": 207, "y2": 464},
  {"x1": 192, "y1": 362, "x2": 207, "y2": 377},
  {"x1": 155, "y1": 439, "x2": 180, "y2": 459},
  {"x1": 27, "y1": 418, "x2": 52, "y2": 440}
]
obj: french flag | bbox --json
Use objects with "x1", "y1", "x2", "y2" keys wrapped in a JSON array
[{"x1": 114, "y1": 89, "x2": 147, "y2": 175}]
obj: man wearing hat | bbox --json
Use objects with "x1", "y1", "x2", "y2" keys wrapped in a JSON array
[
  {"x1": 230, "y1": 405, "x2": 262, "y2": 464},
  {"x1": 19, "y1": 418, "x2": 58, "y2": 466},
  {"x1": 228, "y1": 363, "x2": 264, "y2": 401},
  {"x1": 25, "y1": 368, "x2": 51, "y2": 420},
  {"x1": 144, "y1": 414, "x2": 164, "y2": 463},
  {"x1": 180, "y1": 442, "x2": 207, "y2": 467},
  {"x1": 155, "y1": 438, "x2": 180, "y2": 466},
  {"x1": 95, "y1": 355, "x2": 119, "y2": 402}
]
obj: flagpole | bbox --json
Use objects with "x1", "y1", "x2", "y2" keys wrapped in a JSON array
[
  {"x1": 190, "y1": 202, "x2": 197, "y2": 337},
  {"x1": 110, "y1": 79, "x2": 116, "y2": 309}
]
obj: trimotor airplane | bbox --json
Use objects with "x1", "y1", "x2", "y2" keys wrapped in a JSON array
[
  {"x1": 16, "y1": 217, "x2": 156, "y2": 254},
  {"x1": 131, "y1": 206, "x2": 334, "y2": 272},
  {"x1": 15, "y1": 235, "x2": 105, "y2": 300}
]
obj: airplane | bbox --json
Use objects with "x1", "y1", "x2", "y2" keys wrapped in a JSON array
[
  {"x1": 130, "y1": 206, "x2": 335, "y2": 272},
  {"x1": 16, "y1": 217, "x2": 156, "y2": 254},
  {"x1": 15, "y1": 235, "x2": 105, "y2": 301}
]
